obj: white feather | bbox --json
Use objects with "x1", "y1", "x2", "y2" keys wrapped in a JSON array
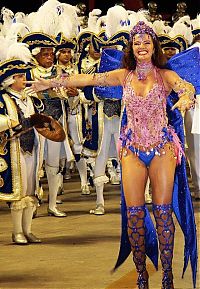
[
  {"x1": 176, "y1": 15, "x2": 191, "y2": 27},
  {"x1": 6, "y1": 23, "x2": 30, "y2": 41},
  {"x1": 105, "y1": 5, "x2": 129, "y2": 38},
  {"x1": 14, "y1": 12, "x2": 26, "y2": 23},
  {"x1": 0, "y1": 36, "x2": 12, "y2": 61},
  {"x1": 153, "y1": 20, "x2": 171, "y2": 35},
  {"x1": 6, "y1": 42, "x2": 33, "y2": 63},
  {"x1": 56, "y1": 3, "x2": 79, "y2": 37},
  {"x1": 171, "y1": 21, "x2": 193, "y2": 44},
  {"x1": 191, "y1": 14, "x2": 200, "y2": 31},
  {"x1": 87, "y1": 9, "x2": 102, "y2": 33},
  {"x1": 0, "y1": 7, "x2": 14, "y2": 36},
  {"x1": 96, "y1": 15, "x2": 107, "y2": 33},
  {"x1": 128, "y1": 10, "x2": 151, "y2": 31}
]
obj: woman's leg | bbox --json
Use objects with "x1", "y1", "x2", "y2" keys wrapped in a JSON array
[
  {"x1": 149, "y1": 144, "x2": 176, "y2": 289},
  {"x1": 121, "y1": 149, "x2": 149, "y2": 288}
]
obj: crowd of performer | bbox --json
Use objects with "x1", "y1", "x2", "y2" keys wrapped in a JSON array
[
  {"x1": 0, "y1": 2, "x2": 199, "y2": 289},
  {"x1": 0, "y1": 0, "x2": 199, "y2": 250}
]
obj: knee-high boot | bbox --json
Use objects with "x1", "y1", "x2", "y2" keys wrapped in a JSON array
[
  {"x1": 10, "y1": 200, "x2": 27, "y2": 244},
  {"x1": 22, "y1": 197, "x2": 41, "y2": 243},
  {"x1": 45, "y1": 164, "x2": 66, "y2": 217},
  {"x1": 153, "y1": 204, "x2": 175, "y2": 289},
  {"x1": 76, "y1": 158, "x2": 90, "y2": 195},
  {"x1": 127, "y1": 205, "x2": 149, "y2": 289}
]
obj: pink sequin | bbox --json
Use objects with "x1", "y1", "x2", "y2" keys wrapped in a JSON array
[
  {"x1": 120, "y1": 68, "x2": 184, "y2": 164},
  {"x1": 123, "y1": 68, "x2": 167, "y2": 149}
]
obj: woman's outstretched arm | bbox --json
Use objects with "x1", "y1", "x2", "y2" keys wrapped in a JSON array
[
  {"x1": 26, "y1": 69, "x2": 127, "y2": 93},
  {"x1": 163, "y1": 69, "x2": 195, "y2": 112}
]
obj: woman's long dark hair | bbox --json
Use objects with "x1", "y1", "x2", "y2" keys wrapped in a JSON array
[{"x1": 122, "y1": 35, "x2": 167, "y2": 70}]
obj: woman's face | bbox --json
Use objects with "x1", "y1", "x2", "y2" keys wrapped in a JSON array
[
  {"x1": 11, "y1": 74, "x2": 26, "y2": 91},
  {"x1": 132, "y1": 33, "x2": 154, "y2": 62}
]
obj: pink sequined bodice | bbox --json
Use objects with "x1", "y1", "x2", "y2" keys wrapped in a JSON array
[{"x1": 122, "y1": 68, "x2": 168, "y2": 149}]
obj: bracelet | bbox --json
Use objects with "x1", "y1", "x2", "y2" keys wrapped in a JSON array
[
  {"x1": 174, "y1": 79, "x2": 195, "y2": 101},
  {"x1": 92, "y1": 72, "x2": 109, "y2": 86},
  {"x1": 49, "y1": 73, "x2": 70, "y2": 88}
]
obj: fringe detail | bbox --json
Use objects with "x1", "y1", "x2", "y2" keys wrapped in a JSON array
[{"x1": 10, "y1": 196, "x2": 36, "y2": 210}]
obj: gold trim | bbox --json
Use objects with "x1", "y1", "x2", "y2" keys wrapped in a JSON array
[
  {"x1": 93, "y1": 92, "x2": 101, "y2": 103},
  {"x1": 21, "y1": 32, "x2": 58, "y2": 46},
  {"x1": 0, "y1": 62, "x2": 32, "y2": 76},
  {"x1": 0, "y1": 158, "x2": 8, "y2": 172},
  {"x1": 76, "y1": 105, "x2": 84, "y2": 144},
  {"x1": 60, "y1": 101, "x2": 74, "y2": 162},
  {"x1": 96, "y1": 101, "x2": 104, "y2": 156},
  {"x1": 0, "y1": 94, "x2": 22, "y2": 201},
  {"x1": 79, "y1": 92, "x2": 92, "y2": 104},
  {"x1": 82, "y1": 147, "x2": 97, "y2": 157},
  {"x1": 0, "y1": 115, "x2": 11, "y2": 133},
  {"x1": 104, "y1": 114, "x2": 120, "y2": 120}
]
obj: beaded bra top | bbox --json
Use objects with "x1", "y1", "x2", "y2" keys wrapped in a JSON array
[{"x1": 122, "y1": 68, "x2": 167, "y2": 150}]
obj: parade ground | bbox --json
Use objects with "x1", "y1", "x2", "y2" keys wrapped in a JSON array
[{"x1": 0, "y1": 174, "x2": 199, "y2": 289}]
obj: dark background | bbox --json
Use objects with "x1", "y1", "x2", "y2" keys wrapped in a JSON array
[{"x1": 0, "y1": 0, "x2": 199, "y2": 21}]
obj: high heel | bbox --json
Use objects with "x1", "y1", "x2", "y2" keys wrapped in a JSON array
[
  {"x1": 127, "y1": 205, "x2": 147, "y2": 289},
  {"x1": 137, "y1": 270, "x2": 149, "y2": 289},
  {"x1": 162, "y1": 271, "x2": 174, "y2": 289},
  {"x1": 153, "y1": 204, "x2": 175, "y2": 289}
]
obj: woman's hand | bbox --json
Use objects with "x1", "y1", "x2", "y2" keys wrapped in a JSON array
[
  {"x1": 171, "y1": 96, "x2": 194, "y2": 112},
  {"x1": 25, "y1": 78, "x2": 52, "y2": 93}
]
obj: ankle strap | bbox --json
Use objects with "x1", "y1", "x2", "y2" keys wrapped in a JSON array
[{"x1": 152, "y1": 203, "x2": 173, "y2": 211}]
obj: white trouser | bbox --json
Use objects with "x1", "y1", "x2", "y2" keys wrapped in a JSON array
[
  {"x1": 41, "y1": 136, "x2": 62, "y2": 210},
  {"x1": 21, "y1": 148, "x2": 37, "y2": 197},
  {"x1": 93, "y1": 116, "x2": 120, "y2": 206},
  {"x1": 68, "y1": 114, "x2": 87, "y2": 186},
  {"x1": 68, "y1": 114, "x2": 82, "y2": 154},
  {"x1": 94, "y1": 116, "x2": 120, "y2": 178},
  {"x1": 11, "y1": 148, "x2": 37, "y2": 234},
  {"x1": 184, "y1": 109, "x2": 200, "y2": 196}
]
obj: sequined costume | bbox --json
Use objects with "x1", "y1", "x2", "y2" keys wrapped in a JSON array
[
  {"x1": 114, "y1": 67, "x2": 197, "y2": 288},
  {"x1": 119, "y1": 67, "x2": 183, "y2": 164}
]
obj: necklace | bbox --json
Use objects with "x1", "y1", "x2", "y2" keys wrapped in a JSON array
[{"x1": 136, "y1": 61, "x2": 154, "y2": 80}]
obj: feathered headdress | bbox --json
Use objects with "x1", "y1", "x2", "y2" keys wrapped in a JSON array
[
  {"x1": 105, "y1": 5, "x2": 129, "y2": 38},
  {"x1": 191, "y1": 14, "x2": 200, "y2": 40},
  {"x1": 0, "y1": 37, "x2": 34, "y2": 88}
]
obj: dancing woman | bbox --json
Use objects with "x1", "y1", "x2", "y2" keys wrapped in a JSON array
[{"x1": 26, "y1": 21, "x2": 197, "y2": 289}]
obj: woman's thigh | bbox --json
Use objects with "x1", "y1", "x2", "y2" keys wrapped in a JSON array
[
  {"x1": 121, "y1": 149, "x2": 148, "y2": 207},
  {"x1": 149, "y1": 143, "x2": 176, "y2": 205}
]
